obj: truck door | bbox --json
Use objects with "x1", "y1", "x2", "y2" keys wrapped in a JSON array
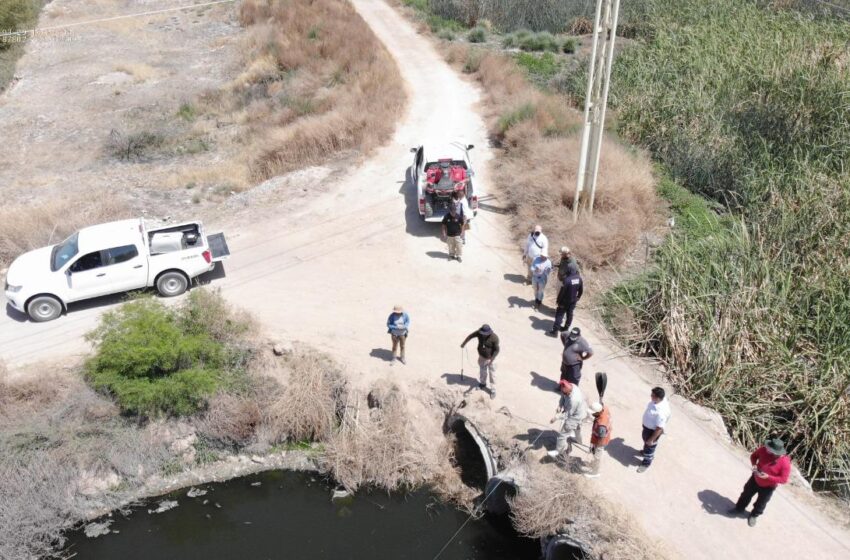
[
  {"x1": 413, "y1": 146, "x2": 423, "y2": 184},
  {"x1": 101, "y1": 244, "x2": 147, "y2": 292},
  {"x1": 65, "y1": 250, "x2": 109, "y2": 302}
]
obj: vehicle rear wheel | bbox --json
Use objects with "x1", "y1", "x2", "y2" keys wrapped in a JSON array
[
  {"x1": 26, "y1": 295, "x2": 63, "y2": 322},
  {"x1": 156, "y1": 271, "x2": 189, "y2": 297}
]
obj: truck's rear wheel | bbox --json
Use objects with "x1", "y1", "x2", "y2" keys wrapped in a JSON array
[
  {"x1": 26, "y1": 295, "x2": 63, "y2": 322},
  {"x1": 156, "y1": 271, "x2": 189, "y2": 297}
]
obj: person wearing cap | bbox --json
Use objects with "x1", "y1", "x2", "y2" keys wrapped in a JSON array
[
  {"x1": 558, "y1": 327, "x2": 593, "y2": 385},
  {"x1": 585, "y1": 401, "x2": 612, "y2": 478},
  {"x1": 529, "y1": 253, "x2": 553, "y2": 310},
  {"x1": 386, "y1": 305, "x2": 410, "y2": 365},
  {"x1": 450, "y1": 190, "x2": 472, "y2": 244},
  {"x1": 728, "y1": 438, "x2": 791, "y2": 527},
  {"x1": 548, "y1": 380, "x2": 587, "y2": 462},
  {"x1": 554, "y1": 246, "x2": 578, "y2": 285},
  {"x1": 522, "y1": 225, "x2": 549, "y2": 284},
  {"x1": 461, "y1": 324, "x2": 500, "y2": 399},
  {"x1": 638, "y1": 387, "x2": 671, "y2": 473},
  {"x1": 441, "y1": 204, "x2": 465, "y2": 262},
  {"x1": 549, "y1": 262, "x2": 583, "y2": 335}
]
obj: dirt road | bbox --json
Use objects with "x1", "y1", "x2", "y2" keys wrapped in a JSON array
[{"x1": 1, "y1": 1, "x2": 848, "y2": 558}]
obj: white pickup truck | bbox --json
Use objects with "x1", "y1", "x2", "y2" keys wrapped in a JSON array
[{"x1": 4, "y1": 218, "x2": 230, "y2": 322}]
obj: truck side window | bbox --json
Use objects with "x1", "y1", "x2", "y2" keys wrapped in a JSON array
[
  {"x1": 104, "y1": 245, "x2": 139, "y2": 266},
  {"x1": 70, "y1": 251, "x2": 103, "y2": 272}
]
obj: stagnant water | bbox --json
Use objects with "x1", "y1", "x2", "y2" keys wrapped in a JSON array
[{"x1": 66, "y1": 470, "x2": 540, "y2": 559}]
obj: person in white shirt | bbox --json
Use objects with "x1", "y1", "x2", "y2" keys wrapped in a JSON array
[
  {"x1": 529, "y1": 253, "x2": 552, "y2": 310},
  {"x1": 450, "y1": 190, "x2": 472, "y2": 244},
  {"x1": 522, "y1": 225, "x2": 549, "y2": 283},
  {"x1": 638, "y1": 386, "x2": 672, "y2": 473},
  {"x1": 548, "y1": 380, "x2": 587, "y2": 463}
]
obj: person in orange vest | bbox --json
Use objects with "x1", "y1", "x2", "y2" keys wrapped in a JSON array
[{"x1": 584, "y1": 401, "x2": 611, "y2": 478}]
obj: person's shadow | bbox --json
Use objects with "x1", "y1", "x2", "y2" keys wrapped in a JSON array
[
  {"x1": 426, "y1": 250, "x2": 451, "y2": 260},
  {"x1": 507, "y1": 295, "x2": 532, "y2": 309},
  {"x1": 369, "y1": 348, "x2": 394, "y2": 362},
  {"x1": 529, "y1": 371, "x2": 559, "y2": 392},
  {"x1": 514, "y1": 428, "x2": 559, "y2": 451},
  {"x1": 697, "y1": 489, "x2": 738, "y2": 516},
  {"x1": 528, "y1": 315, "x2": 551, "y2": 332},
  {"x1": 605, "y1": 437, "x2": 642, "y2": 467},
  {"x1": 440, "y1": 373, "x2": 478, "y2": 388},
  {"x1": 503, "y1": 273, "x2": 526, "y2": 284}
]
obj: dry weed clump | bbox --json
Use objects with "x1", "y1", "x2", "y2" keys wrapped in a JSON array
[
  {"x1": 0, "y1": 194, "x2": 131, "y2": 268},
  {"x1": 443, "y1": 43, "x2": 660, "y2": 269},
  {"x1": 197, "y1": 347, "x2": 348, "y2": 449},
  {"x1": 321, "y1": 382, "x2": 444, "y2": 492},
  {"x1": 221, "y1": 0, "x2": 405, "y2": 180},
  {"x1": 510, "y1": 463, "x2": 669, "y2": 560},
  {"x1": 0, "y1": 373, "x2": 175, "y2": 559}
]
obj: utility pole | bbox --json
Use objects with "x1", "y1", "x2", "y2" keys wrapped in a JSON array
[{"x1": 572, "y1": 0, "x2": 621, "y2": 222}]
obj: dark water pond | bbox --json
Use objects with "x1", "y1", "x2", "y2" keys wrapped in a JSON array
[{"x1": 66, "y1": 470, "x2": 539, "y2": 559}]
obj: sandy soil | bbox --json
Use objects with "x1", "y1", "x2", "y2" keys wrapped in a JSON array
[
  {"x1": 1, "y1": 1, "x2": 849, "y2": 558},
  {"x1": 0, "y1": 0, "x2": 242, "y2": 215}
]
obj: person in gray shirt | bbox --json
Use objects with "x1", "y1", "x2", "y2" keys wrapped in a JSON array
[{"x1": 560, "y1": 327, "x2": 593, "y2": 385}]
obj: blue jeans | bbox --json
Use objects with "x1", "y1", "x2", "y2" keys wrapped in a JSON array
[
  {"x1": 641, "y1": 426, "x2": 661, "y2": 466},
  {"x1": 532, "y1": 276, "x2": 548, "y2": 301}
]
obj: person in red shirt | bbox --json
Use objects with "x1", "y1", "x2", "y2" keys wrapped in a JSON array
[{"x1": 728, "y1": 437, "x2": 791, "y2": 527}]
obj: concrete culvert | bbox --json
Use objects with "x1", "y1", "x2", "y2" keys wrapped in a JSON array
[
  {"x1": 446, "y1": 414, "x2": 498, "y2": 490},
  {"x1": 483, "y1": 473, "x2": 518, "y2": 516},
  {"x1": 540, "y1": 533, "x2": 593, "y2": 560}
]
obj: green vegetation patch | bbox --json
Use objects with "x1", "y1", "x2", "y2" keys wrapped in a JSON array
[
  {"x1": 85, "y1": 291, "x2": 252, "y2": 417},
  {"x1": 598, "y1": 0, "x2": 850, "y2": 486},
  {"x1": 515, "y1": 52, "x2": 560, "y2": 84}
]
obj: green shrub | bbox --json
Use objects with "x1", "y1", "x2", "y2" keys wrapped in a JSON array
[
  {"x1": 515, "y1": 52, "x2": 560, "y2": 84},
  {"x1": 176, "y1": 103, "x2": 196, "y2": 121},
  {"x1": 497, "y1": 102, "x2": 535, "y2": 134},
  {"x1": 437, "y1": 28, "x2": 456, "y2": 41},
  {"x1": 462, "y1": 48, "x2": 483, "y2": 74},
  {"x1": 426, "y1": 13, "x2": 465, "y2": 34},
  {"x1": 467, "y1": 26, "x2": 486, "y2": 43},
  {"x1": 84, "y1": 293, "x2": 250, "y2": 417},
  {"x1": 560, "y1": 37, "x2": 577, "y2": 54},
  {"x1": 518, "y1": 31, "x2": 558, "y2": 52}
]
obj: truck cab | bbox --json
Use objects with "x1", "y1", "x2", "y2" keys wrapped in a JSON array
[{"x1": 4, "y1": 219, "x2": 229, "y2": 322}]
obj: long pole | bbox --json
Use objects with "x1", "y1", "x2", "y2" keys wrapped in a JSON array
[
  {"x1": 587, "y1": 0, "x2": 621, "y2": 217},
  {"x1": 572, "y1": 0, "x2": 604, "y2": 223},
  {"x1": 572, "y1": 0, "x2": 621, "y2": 222}
]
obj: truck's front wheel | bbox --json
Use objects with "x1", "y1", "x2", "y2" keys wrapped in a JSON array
[
  {"x1": 156, "y1": 271, "x2": 189, "y2": 297},
  {"x1": 26, "y1": 295, "x2": 63, "y2": 322}
]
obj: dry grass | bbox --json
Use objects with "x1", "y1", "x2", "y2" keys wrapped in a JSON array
[
  {"x1": 114, "y1": 62, "x2": 156, "y2": 82},
  {"x1": 197, "y1": 346, "x2": 348, "y2": 449},
  {"x1": 0, "y1": 373, "x2": 176, "y2": 559},
  {"x1": 510, "y1": 462, "x2": 670, "y2": 560},
  {"x1": 0, "y1": 194, "x2": 132, "y2": 268},
  {"x1": 320, "y1": 381, "x2": 446, "y2": 492},
  {"x1": 443, "y1": 43, "x2": 660, "y2": 269},
  {"x1": 206, "y1": 0, "x2": 406, "y2": 181}
]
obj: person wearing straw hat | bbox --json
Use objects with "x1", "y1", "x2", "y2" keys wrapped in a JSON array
[
  {"x1": 728, "y1": 438, "x2": 791, "y2": 527},
  {"x1": 461, "y1": 324, "x2": 500, "y2": 399},
  {"x1": 584, "y1": 401, "x2": 612, "y2": 478},
  {"x1": 386, "y1": 305, "x2": 410, "y2": 365}
]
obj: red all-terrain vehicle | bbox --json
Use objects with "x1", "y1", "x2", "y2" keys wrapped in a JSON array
[{"x1": 410, "y1": 141, "x2": 479, "y2": 222}]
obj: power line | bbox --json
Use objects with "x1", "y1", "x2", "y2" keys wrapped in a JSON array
[{"x1": 0, "y1": 0, "x2": 237, "y2": 39}]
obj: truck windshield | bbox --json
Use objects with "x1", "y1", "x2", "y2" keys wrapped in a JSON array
[{"x1": 50, "y1": 232, "x2": 79, "y2": 272}]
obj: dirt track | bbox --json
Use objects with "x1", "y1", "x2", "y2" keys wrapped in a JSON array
[{"x1": 1, "y1": 1, "x2": 849, "y2": 558}]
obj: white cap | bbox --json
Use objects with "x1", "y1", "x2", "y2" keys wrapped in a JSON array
[
  {"x1": 533, "y1": 224, "x2": 542, "y2": 233},
  {"x1": 560, "y1": 246, "x2": 570, "y2": 254},
  {"x1": 589, "y1": 402, "x2": 603, "y2": 414}
]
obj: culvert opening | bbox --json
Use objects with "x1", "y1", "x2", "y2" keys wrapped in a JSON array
[
  {"x1": 542, "y1": 534, "x2": 593, "y2": 560},
  {"x1": 448, "y1": 417, "x2": 490, "y2": 490}
]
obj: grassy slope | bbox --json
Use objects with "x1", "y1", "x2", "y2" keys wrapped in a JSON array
[
  {"x1": 0, "y1": 0, "x2": 44, "y2": 91},
  {"x1": 602, "y1": 0, "x2": 850, "y2": 486}
]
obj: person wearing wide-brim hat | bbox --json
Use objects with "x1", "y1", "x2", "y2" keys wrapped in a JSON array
[
  {"x1": 461, "y1": 324, "x2": 500, "y2": 399},
  {"x1": 386, "y1": 305, "x2": 410, "y2": 365},
  {"x1": 728, "y1": 437, "x2": 791, "y2": 527}
]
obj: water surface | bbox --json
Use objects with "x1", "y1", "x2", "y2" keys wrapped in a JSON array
[{"x1": 66, "y1": 470, "x2": 539, "y2": 559}]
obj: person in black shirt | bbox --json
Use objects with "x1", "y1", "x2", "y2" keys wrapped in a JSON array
[
  {"x1": 441, "y1": 205, "x2": 465, "y2": 262},
  {"x1": 461, "y1": 324, "x2": 500, "y2": 399},
  {"x1": 548, "y1": 262, "x2": 583, "y2": 335}
]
